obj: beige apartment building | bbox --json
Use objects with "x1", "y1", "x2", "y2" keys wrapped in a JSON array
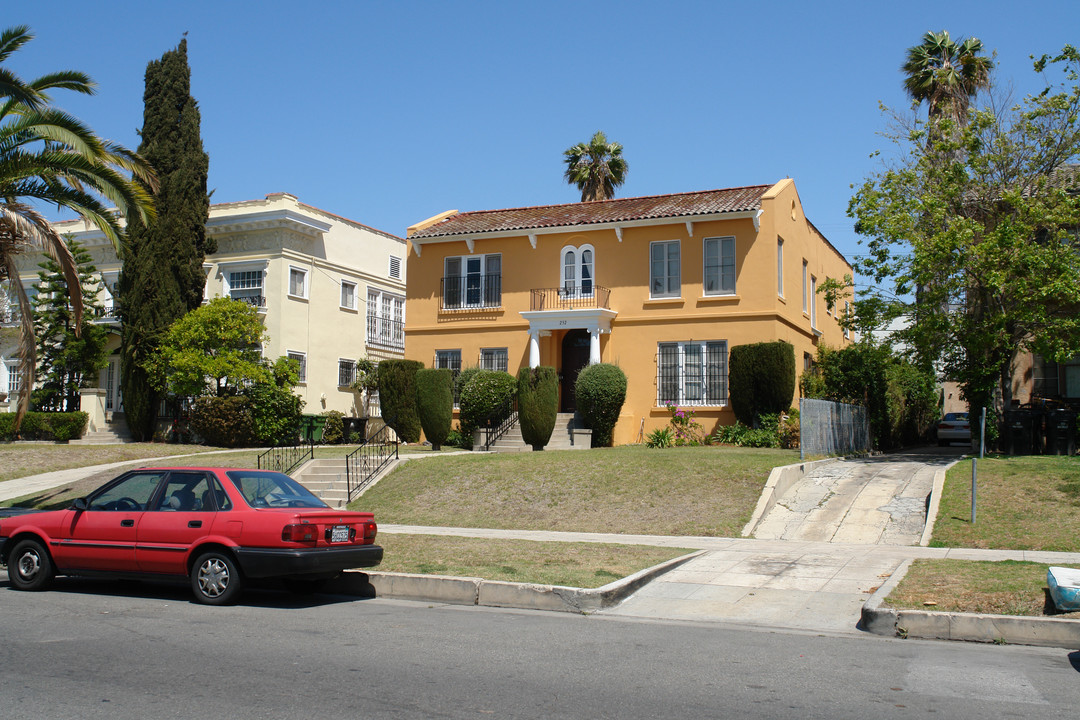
[{"x1": 0, "y1": 193, "x2": 405, "y2": 432}]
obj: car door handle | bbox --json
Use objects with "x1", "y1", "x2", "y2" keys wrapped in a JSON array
[
  {"x1": 121, "y1": 519, "x2": 134, "y2": 527},
  {"x1": 188, "y1": 520, "x2": 202, "y2": 528}
]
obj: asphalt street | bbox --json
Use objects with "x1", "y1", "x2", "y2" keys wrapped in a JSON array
[{"x1": 2, "y1": 579, "x2": 1079, "y2": 719}]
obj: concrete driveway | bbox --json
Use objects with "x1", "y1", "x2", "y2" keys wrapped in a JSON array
[{"x1": 603, "y1": 447, "x2": 967, "y2": 632}]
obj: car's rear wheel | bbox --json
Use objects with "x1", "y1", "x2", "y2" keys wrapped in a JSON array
[
  {"x1": 8, "y1": 538, "x2": 54, "y2": 591},
  {"x1": 191, "y1": 551, "x2": 242, "y2": 605}
]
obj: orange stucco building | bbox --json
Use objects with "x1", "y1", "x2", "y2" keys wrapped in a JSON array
[{"x1": 404, "y1": 179, "x2": 853, "y2": 445}]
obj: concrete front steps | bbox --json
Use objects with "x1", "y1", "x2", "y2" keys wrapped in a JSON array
[
  {"x1": 72, "y1": 413, "x2": 134, "y2": 444},
  {"x1": 293, "y1": 456, "x2": 400, "y2": 508},
  {"x1": 486, "y1": 413, "x2": 591, "y2": 452}
]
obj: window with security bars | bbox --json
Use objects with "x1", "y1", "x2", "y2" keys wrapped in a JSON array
[
  {"x1": 657, "y1": 341, "x2": 727, "y2": 406},
  {"x1": 287, "y1": 352, "x2": 306, "y2": 383},
  {"x1": 366, "y1": 289, "x2": 405, "y2": 349},
  {"x1": 480, "y1": 348, "x2": 508, "y2": 373},
  {"x1": 338, "y1": 359, "x2": 357, "y2": 387},
  {"x1": 436, "y1": 349, "x2": 462, "y2": 406},
  {"x1": 228, "y1": 270, "x2": 264, "y2": 308}
]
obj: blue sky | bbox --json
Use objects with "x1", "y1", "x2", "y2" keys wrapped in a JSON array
[{"x1": 9, "y1": 1, "x2": 1079, "y2": 276}]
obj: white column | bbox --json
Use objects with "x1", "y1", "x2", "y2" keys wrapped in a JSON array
[
  {"x1": 589, "y1": 328, "x2": 601, "y2": 364},
  {"x1": 529, "y1": 330, "x2": 540, "y2": 368}
]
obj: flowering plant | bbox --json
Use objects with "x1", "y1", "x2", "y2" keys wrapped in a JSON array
[{"x1": 666, "y1": 404, "x2": 705, "y2": 446}]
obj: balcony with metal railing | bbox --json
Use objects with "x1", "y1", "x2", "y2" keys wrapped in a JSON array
[
  {"x1": 530, "y1": 285, "x2": 611, "y2": 311},
  {"x1": 440, "y1": 274, "x2": 502, "y2": 311},
  {"x1": 366, "y1": 314, "x2": 405, "y2": 351},
  {"x1": 231, "y1": 294, "x2": 267, "y2": 312}
]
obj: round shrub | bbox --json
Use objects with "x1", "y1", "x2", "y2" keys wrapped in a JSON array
[
  {"x1": 190, "y1": 396, "x2": 255, "y2": 448},
  {"x1": 416, "y1": 368, "x2": 453, "y2": 450},
  {"x1": 517, "y1": 366, "x2": 558, "y2": 451},
  {"x1": 320, "y1": 410, "x2": 345, "y2": 444},
  {"x1": 459, "y1": 370, "x2": 517, "y2": 445},
  {"x1": 575, "y1": 363, "x2": 627, "y2": 447}
]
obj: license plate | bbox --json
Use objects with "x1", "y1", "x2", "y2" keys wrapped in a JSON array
[{"x1": 330, "y1": 525, "x2": 350, "y2": 543}]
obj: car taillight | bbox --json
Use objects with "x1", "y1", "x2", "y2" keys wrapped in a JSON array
[
  {"x1": 361, "y1": 521, "x2": 377, "y2": 544},
  {"x1": 282, "y1": 523, "x2": 318, "y2": 543}
]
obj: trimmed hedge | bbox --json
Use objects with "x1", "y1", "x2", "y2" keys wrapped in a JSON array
[
  {"x1": 377, "y1": 359, "x2": 424, "y2": 443},
  {"x1": 517, "y1": 366, "x2": 559, "y2": 450},
  {"x1": 190, "y1": 396, "x2": 255, "y2": 448},
  {"x1": 459, "y1": 370, "x2": 517, "y2": 445},
  {"x1": 575, "y1": 363, "x2": 627, "y2": 447},
  {"x1": 0, "y1": 411, "x2": 88, "y2": 441},
  {"x1": 729, "y1": 341, "x2": 795, "y2": 426},
  {"x1": 416, "y1": 368, "x2": 453, "y2": 450}
]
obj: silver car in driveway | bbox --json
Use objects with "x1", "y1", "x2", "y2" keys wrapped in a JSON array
[{"x1": 936, "y1": 412, "x2": 971, "y2": 446}]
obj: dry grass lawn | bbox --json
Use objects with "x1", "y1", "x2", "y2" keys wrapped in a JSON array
[
  {"x1": 884, "y1": 559, "x2": 1063, "y2": 616},
  {"x1": 377, "y1": 534, "x2": 694, "y2": 588},
  {"x1": 352, "y1": 445, "x2": 795, "y2": 536},
  {"x1": 0, "y1": 443, "x2": 224, "y2": 484}
]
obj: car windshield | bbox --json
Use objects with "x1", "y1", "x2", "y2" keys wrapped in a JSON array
[{"x1": 225, "y1": 471, "x2": 329, "y2": 509}]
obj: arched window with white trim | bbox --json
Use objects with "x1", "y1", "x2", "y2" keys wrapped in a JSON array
[{"x1": 560, "y1": 244, "x2": 595, "y2": 298}]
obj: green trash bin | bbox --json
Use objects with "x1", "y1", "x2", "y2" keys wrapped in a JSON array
[{"x1": 300, "y1": 414, "x2": 326, "y2": 443}]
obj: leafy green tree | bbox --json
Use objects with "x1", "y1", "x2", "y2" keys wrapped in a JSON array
[
  {"x1": 31, "y1": 238, "x2": 108, "y2": 412},
  {"x1": 150, "y1": 297, "x2": 269, "y2": 398},
  {"x1": 574, "y1": 363, "x2": 627, "y2": 447},
  {"x1": 120, "y1": 38, "x2": 212, "y2": 440},
  {"x1": 850, "y1": 46, "x2": 1080, "y2": 426},
  {"x1": 245, "y1": 357, "x2": 303, "y2": 446},
  {"x1": 517, "y1": 366, "x2": 558, "y2": 451},
  {"x1": 416, "y1": 368, "x2": 452, "y2": 450},
  {"x1": 563, "y1": 131, "x2": 628, "y2": 202},
  {"x1": 0, "y1": 25, "x2": 155, "y2": 427}
]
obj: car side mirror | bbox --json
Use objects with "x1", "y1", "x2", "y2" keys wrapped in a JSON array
[{"x1": 72, "y1": 497, "x2": 88, "y2": 511}]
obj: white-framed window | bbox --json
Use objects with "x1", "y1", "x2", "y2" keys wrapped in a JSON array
[
  {"x1": 288, "y1": 266, "x2": 308, "y2": 299},
  {"x1": 561, "y1": 244, "x2": 595, "y2": 297},
  {"x1": 810, "y1": 274, "x2": 818, "y2": 330},
  {"x1": 287, "y1": 351, "x2": 307, "y2": 383},
  {"x1": 436, "y1": 349, "x2": 463, "y2": 406},
  {"x1": 657, "y1": 341, "x2": 728, "y2": 407},
  {"x1": 443, "y1": 254, "x2": 501, "y2": 309},
  {"x1": 650, "y1": 240, "x2": 680, "y2": 298},
  {"x1": 777, "y1": 238, "x2": 784, "y2": 297},
  {"x1": 367, "y1": 288, "x2": 405, "y2": 350},
  {"x1": 802, "y1": 260, "x2": 808, "y2": 314},
  {"x1": 389, "y1": 255, "x2": 402, "y2": 280},
  {"x1": 703, "y1": 236, "x2": 736, "y2": 296},
  {"x1": 338, "y1": 359, "x2": 356, "y2": 387},
  {"x1": 6, "y1": 359, "x2": 23, "y2": 395},
  {"x1": 480, "y1": 348, "x2": 508, "y2": 373},
  {"x1": 340, "y1": 280, "x2": 357, "y2": 310}
]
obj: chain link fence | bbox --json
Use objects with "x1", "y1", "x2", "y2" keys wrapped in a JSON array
[{"x1": 800, "y1": 398, "x2": 870, "y2": 459}]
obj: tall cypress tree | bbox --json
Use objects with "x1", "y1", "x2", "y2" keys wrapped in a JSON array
[
  {"x1": 31, "y1": 239, "x2": 108, "y2": 412},
  {"x1": 119, "y1": 38, "x2": 212, "y2": 440}
]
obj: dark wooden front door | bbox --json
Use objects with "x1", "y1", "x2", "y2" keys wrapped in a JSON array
[{"x1": 560, "y1": 329, "x2": 591, "y2": 412}]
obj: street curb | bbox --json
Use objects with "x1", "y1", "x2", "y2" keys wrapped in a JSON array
[
  {"x1": 327, "y1": 550, "x2": 705, "y2": 614},
  {"x1": 861, "y1": 559, "x2": 1080, "y2": 648},
  {"x1": 919, "y1": 459, "x2": 962, "y2": 547},
  {"x1": 741, "y1": 457, "x2": 839, "y2": 537}
]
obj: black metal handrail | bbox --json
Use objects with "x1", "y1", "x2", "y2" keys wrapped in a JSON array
[
  {"x1": 531, "y1": 285, "x2": 610, "y2": 311},
  {"x1": 257, "y1": 438, "x2": 315, "y2": 476},
  {"x1": 345, "y1": 423, "x2": 399, "y2": 503},
  {"x1": 482, "y1": 395, "x2": 518, "y2": 450}
]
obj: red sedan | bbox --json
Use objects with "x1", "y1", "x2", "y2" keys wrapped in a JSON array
[{"x1": 0, "y1": 467, "x2": 382, "y2": 605}]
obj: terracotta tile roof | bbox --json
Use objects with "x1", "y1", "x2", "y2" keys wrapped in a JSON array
[{"x1": 409, "y1": 185, "x2": 771, "y2": 239}]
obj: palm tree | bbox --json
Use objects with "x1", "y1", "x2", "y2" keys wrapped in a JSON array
[
  {"x1": 902, "y1": 30, "x2": 993, "y2": 129},
  {"x1": 1, "y1": 25, "x2": 156, "y2": 426},
  {"x1": 563, "y1": 131, "x2": 628, "y2": 202}
]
